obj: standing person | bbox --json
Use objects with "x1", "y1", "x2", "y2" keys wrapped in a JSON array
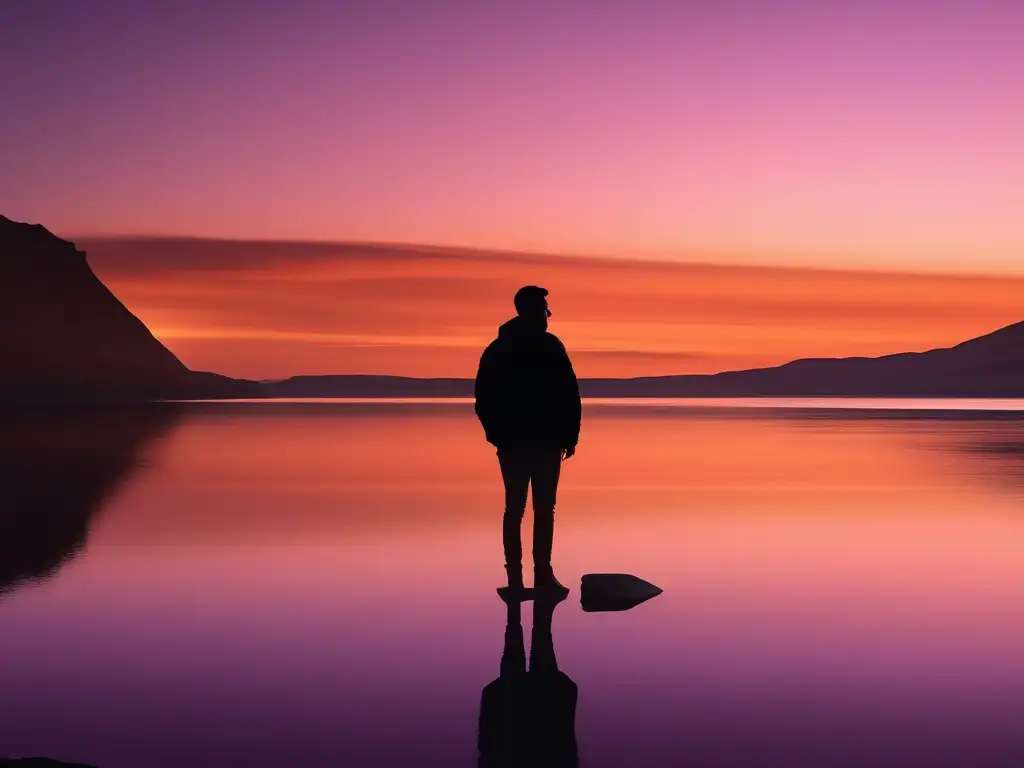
[{"x1": 474, "y1": 286, "x2": 582, "y2": 594}]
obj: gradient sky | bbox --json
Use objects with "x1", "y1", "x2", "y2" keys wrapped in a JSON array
[
  {"x1": 5, "y1": 2, "x2": 1024, "y2": 378},
  {"x1": 3, "y1": 0, "x2": 1024, "y2": 272}
]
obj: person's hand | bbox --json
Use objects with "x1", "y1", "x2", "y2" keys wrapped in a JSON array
[{"x1": 562, "y1": 445, "x2": 576, "y2": 460}]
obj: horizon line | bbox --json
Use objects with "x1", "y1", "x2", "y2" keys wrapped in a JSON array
[{"x1": 241, "y1": 313, "x2": 1021, "y2": 384}]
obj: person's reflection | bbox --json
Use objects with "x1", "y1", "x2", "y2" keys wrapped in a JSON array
[{"x1": 478, "y1": 592, "x2": 579, "y2": 767}]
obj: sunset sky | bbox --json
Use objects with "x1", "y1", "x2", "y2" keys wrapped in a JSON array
[
  {"x1": 82, "y1": 237, "x2": 1024, "y2": 380},
  {"x1": 4, "y1": 1, "x2": 1024, "y2": 379}
]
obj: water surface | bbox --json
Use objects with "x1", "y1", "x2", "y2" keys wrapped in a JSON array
[{"x1": 2, "y1": 400, "x2": 1024, "y2": 766}]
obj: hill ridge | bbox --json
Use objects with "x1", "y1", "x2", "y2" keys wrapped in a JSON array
[{"x1": 267, "y1": 319, "x2": 1024, "y2": 398}]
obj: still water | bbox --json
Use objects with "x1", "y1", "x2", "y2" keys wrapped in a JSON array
[{"x1": 3, "y1": 400, "x2": 1024, "y2": 766}]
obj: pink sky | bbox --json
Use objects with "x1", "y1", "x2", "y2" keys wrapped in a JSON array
[{"x1": 3, "y1": 1, "x2": 1024, "y2": 273}]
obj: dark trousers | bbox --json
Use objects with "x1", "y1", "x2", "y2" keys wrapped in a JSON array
[{"x1": 498, "y1": 447, "x2": 562, "y2": 575}]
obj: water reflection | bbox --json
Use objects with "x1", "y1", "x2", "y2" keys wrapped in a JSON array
[
  {"x1": 0, "y1": 404, "x2": 181, "y2": 595},
  {"x1": 479, "y1": 593, "x2": 578, "y2": 767},
  {"x1": 2, "y1": 401, "x2": 1024, "y2": 766},
  {"x1": 945, "y1": 428, "x2": 1024, "y2": 492}
]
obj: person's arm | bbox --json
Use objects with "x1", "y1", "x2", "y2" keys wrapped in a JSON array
[
  {"x1": 474, "y1": 342, "x2": 500, "y2": 445},
  {"x1": 557, "y1": 342, "x2": 581, "y2": 455}
]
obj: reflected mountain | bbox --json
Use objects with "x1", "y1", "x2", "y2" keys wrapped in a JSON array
[
  {"x1": 768, "y1": 408, "x2": 1024, "y2": 494},
  {"x1": 0, "y1": 404, "x2": 181, "y2": 595},
  {"x1": 479, "y1": 593, "x2": 578, "y2": 767},
  {"x1": 947, "y1": 430, "x2": 1024, "y2": 492}
]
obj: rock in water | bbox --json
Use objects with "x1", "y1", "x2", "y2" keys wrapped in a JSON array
[
  {"x1": 0, "y1": 759, "x2": 99, "y2": 767},
  {"x1": 580, "y1": 573, "x2": 663, "y2": 612}
]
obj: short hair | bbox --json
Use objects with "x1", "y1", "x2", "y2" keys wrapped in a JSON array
[{"x1": 513, "y1": 285, "x2": 549, "y2": 314}]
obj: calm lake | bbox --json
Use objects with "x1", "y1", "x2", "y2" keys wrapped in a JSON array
[{"x1": 3, "y1": 399, "x2": 1024, "y2": 767}]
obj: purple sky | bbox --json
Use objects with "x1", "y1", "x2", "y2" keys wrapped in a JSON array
[{"x1": 3, "y1": 0, "x2": 1023, "y2": 272}]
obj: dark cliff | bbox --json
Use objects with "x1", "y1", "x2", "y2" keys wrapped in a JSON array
[{"x1": 0, "y1": 216, "x2": 262, "y2": 402}]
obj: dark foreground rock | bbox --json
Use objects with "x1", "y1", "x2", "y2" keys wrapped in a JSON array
[
  {"x1": 0, "y1": 759, "x2": 98, "y2": 767},
  {"x1": 580, "y1": 573, "x2": 663, "y2": 612}
]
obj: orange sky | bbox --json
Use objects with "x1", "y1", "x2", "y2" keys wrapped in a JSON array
[{"x1": 82, "y1": 237, "x2": 1024, "y2": 380}]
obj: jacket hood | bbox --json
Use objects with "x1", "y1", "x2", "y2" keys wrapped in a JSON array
[{"x1": 498, "y1": 315, "x2": 546, "y2": 338}]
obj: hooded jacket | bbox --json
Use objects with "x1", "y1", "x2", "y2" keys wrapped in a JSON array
[{"x1": 474, "y1": 316, "x2": 581, "y2": 450}]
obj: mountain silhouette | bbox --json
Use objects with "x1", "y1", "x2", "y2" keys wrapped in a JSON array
[
  {"x1": 266, "y1": 375, "x2": 474, "y2": 398},
  {"x1": 268, "y1": 320, "x2": 1024, "y2": 398},
  {"x1": 577, "y1": 319, "x2": 1024, "y2": 397},
  {"x1": 9, "y1": 213, "x2": 1021, "y2": 400},
  {"x1": 0, "y1": 216, "x2": 261, "y2": 402},
  {"x1": 0, "y1": 403, "x2": 181, "y2": 595}
]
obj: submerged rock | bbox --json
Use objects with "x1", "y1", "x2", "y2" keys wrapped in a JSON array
[
  {"x1": 0, "y1": 759, "x2": 98, "y2": 767},
  {"x1": 580, "y1": 573, "x2": 663, "y2": 612}
]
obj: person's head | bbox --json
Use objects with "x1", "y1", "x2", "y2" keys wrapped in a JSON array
[{"x1": 513, "y1": 285, "x2": 551, "y2": 330}]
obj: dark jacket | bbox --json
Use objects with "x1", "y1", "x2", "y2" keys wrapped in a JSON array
[{"x1": 474, "y1": 316, "x2": 581, "y2": 450}]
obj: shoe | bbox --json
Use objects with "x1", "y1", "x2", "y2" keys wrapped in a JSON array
[
  {"x1": 534, "y1": 569, "x2": 570, "y2": 595},
  {"x1": 498, "y1": 564, "x2": 527, "y2": 600},
  {"x1": 505, "y1": 563, "x2": 524, "y2": 590},
  {"x1": 497, "y1": 585, "x2": 531, "y2": 602},
  {"x1": 533, "y1": 586, "x2": 568, "y2": 608}
]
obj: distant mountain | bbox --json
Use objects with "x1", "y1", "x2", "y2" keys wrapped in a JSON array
[
  {"x1": 269, "y1": 320, "x2": 1024, "y2": 398},
  {"x1": 0, "y1": 216, "x2": 262, "y2": 402},
  {"x1": 265, "y1": 375, "x2": 474, "y2": 398},
  {"x1": 8, "y1": 213, "x2": 1020, "y2": 401},
  {"x1": 581, "y1": 319, "x2": 1024, "y2": 398}
]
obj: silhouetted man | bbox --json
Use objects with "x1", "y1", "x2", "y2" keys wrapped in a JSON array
[
  {"x1": 478, "y1": 592, "x2": 579, "y2": 767},
  {"x1": 474, "y1": 286, "x2": 581, "y2": 594}
]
